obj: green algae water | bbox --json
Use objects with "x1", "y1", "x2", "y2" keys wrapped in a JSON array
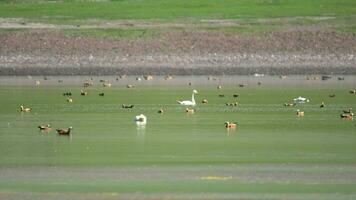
[{"x1": 0, "y1": 76, "x2": 355, "y2": 199}]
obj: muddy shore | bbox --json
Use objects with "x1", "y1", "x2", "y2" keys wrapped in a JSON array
[{"x1": 1, "y1": 29, "x2": 356, "y2": 75}]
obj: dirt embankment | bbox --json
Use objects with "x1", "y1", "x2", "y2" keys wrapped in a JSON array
[{"x1": 1, "y1": 29, "x2": 356, "y2": 75}]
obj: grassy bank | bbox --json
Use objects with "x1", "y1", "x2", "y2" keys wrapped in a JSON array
[
  {"x1": 0, "y1": 0, "x2": 355, "y2": 40},
  {"x1": 0, "y1": 0, "x2": 356, "y2": 20}
]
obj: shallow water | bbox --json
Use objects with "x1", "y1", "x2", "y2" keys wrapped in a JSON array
[{"x1": 0, "y1": 76, "x2": 355, "y2": 198}]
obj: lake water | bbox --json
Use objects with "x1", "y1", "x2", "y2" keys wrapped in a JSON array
[{"x1": 0, "y1": 75, "x2": 355, "y2": 199}]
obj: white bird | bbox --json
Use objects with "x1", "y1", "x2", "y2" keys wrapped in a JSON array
[
  {"x1": 293, "y1": 96, "x2": 309, "y2": 103},
  {"x1": 177, "y1": 90, "x2": 198, "y2": 106},
  {"x1": 134, "y1": 114, "x2": 147, "y2": 125}
]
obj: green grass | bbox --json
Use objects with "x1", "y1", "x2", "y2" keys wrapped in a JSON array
[
  {"x1": 0, "y1": 0, "x2": 355, "y2": 21},
  {"x1": 1, "y1": 0, "x2": 356, "y2": 36},
  {"x1": 0, "y1": 78, "x2": 356, "y2": 197}
]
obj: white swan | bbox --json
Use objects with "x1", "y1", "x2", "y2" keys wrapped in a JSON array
[
  {"x1": 134, "y1": 114, "x2": 147, "y2": 125},
  {"x1": 177, "y1": 90, "x2": 198, "y2": 106},
  {"x1": 293, "y1": 96, "x2": 309, "y2": 103}
]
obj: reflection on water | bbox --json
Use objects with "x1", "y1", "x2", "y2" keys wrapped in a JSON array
[
  {"x1": 226, "y1": 128, "x2": 235, "y2": 136},
  {"x1": 136, "y1": 123, "x2": 146, "y2": 136}
]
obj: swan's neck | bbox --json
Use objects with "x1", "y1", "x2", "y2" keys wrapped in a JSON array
[{"x1": 191, "y1": 92, "x2": 196, "y2": 104}]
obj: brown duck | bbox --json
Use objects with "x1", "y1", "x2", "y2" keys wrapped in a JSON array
[
  {"x1": 56, "y1": 127, "x2": 73, "y2": 136},
  {"x1": 20, "y1": 105, "x2": 32, "y2": 112},
  {"x1": 38, "y1": 124, "x2": 52, "y2": 132}
]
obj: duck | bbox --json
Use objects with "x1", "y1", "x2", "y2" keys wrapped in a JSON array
[
  {"x1": 284, "y1": 102, "x2": 295, "y2": 107},
  {"x1": 164, "y1": 75, "x2": 173, "y2": 80},
  {"x1": 67, "y1": 98, "x2": 73, "y2": 103},
  {"x1": 320, "y1": 102, "x2": 325, "y2": 108},
  {"x1": 134, "y1": 114, "x2": 147, "y2": 125},
  {"x1": 202, "y1": 99, "x2": 208, "y2": 104},
  {"x1": 56, "y1": 127, "x2": 73, "y2": 136},
  {"x1": 20, "y1": 105, "x2": 31, "y2": 112},
  {"x1": 225, "y1": 122, "x2": 237, "y2": 129},
  {"x1": 103, "y1": 83, "x2": 112, "y2": 87},
  {"x1": 296, "y1": 109, "x2": 305, "y2": 117},
  {"x1": 185, "y1": 108, "x2": 195, "y2": 113},
  {"x1": 233, "y1": 94, "x2": 239, "y2": 98},
  {"x1": 99, "y1": 92, "x2": 105, "y2": 96},
  {"x1": 158, "y1": 108, "x2": 164, "y2": 114},
  {"x1": 63, "y1": 92, "x2": 72, "y2": 96},
  {"x1": 80, "y1": 90, "x2": 88, "y2": 96},
  {"x1": 122, "y1": 104, "x2": 134, "y2": 109},
  {"x1": 38, "y1": 124, "x2": 52, "y2": 132},
  {"x1": 144, "y1": 75, "x2": 154, "y2": 80},
  {"x1": 83, "y1": 81, "x2": 93, "y2": 88},
  {"x1": 340, "y1": 113, "x2": 354, "y2": 119},
  {"x1": 350, "y1": 90, "x2": 356, "y2": 94},
  {"x1": 226, "y1": 102, "x2": 238, "y2": 106}
]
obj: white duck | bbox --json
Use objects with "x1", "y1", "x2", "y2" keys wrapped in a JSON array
[
  {"x1": 177, "y1": 90, "x2": 198, "y2": 106},
  {"x1": 134, "y1": 114, "x2": 147, "y2": 125}
]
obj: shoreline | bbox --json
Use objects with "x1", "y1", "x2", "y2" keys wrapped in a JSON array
[
  {"x1": 1, "y1": 65, "x2": 356, "y2": 76},
  {"x1": 1, "y1": 26, "x2": 355, "y2": 76},
  {"x1": 1, "y1": 53, "x2": 355, "y2": 75}
]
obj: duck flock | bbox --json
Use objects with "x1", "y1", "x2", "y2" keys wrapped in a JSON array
[{"x1": 20, "y1": 75, "x2": 355, "y2": 136}]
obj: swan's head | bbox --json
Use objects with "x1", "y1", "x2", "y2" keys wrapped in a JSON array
[{"x1": 193, "y1": 90, "x2": 198, "y2": 94}]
